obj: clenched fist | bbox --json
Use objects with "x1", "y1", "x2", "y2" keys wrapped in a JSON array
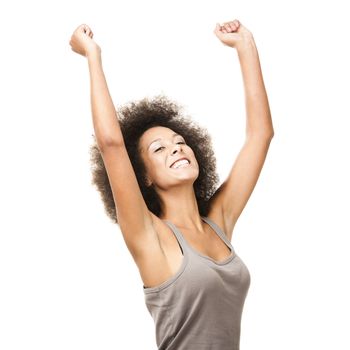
[
  {"x1": 214, "y1": 19, "x2": 253, "y2": 50},
  {"x1": 69, "y1": 24, "x2": 101, "y2": 57}
]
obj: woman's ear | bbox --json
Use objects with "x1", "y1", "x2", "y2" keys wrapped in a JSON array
[{"x1": 145, "y1": 174, "x2": 152, "y2": 187}]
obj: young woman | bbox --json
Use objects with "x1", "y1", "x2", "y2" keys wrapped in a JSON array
[{"x1": 69, "y1": 19, "x2": 274, "y2": 350}]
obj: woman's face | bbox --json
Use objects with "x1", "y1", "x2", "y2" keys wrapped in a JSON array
[{"x1": 139, "y1": 126, "x2": 199, "y2": 189}]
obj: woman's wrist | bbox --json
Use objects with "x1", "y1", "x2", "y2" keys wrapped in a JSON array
[
  {"x1": 235, "y1": 34, "x2": 257, "y2": 55},
  {"x1": 86, "y1": 45, "x2": 102, "y2": 60}
]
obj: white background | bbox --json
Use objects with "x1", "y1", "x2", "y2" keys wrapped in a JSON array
[{"x1": 1, "y1": 0, "x2": 349, "y2": 349}]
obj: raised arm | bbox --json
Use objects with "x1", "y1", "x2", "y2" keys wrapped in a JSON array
[
  {"x1": 211, "y1": 20, "x2": 274, "y2": 240},
  {"x1": 69, "y1": 25, "x2": 161, "y2": 260}
]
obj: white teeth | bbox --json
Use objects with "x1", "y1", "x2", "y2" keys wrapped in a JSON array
[
  {"x1": 171, "y1": 159, "x2": 190, "y2": 169},
  {"x1": 176, "y1": 162, "x2": 190, "y2": 169}
]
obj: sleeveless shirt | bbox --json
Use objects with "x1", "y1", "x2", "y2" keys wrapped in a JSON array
[{"x1": 143, "y1": 216, "x2": 251, "y2": 350}]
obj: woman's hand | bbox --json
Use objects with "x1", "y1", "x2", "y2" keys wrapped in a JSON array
[
  {"x1": 69, "y1": 24, "x2": 101, "y2": 57},
  {"x1": 214, "y1": 19, "x2": 253, "y2": 50}
]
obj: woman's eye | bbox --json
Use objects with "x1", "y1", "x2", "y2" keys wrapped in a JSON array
[{"x1": 155, "y1": 142, "x2": 185, "y2": 152}]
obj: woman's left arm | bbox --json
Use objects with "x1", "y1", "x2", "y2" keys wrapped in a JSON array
[{"x1": 211, "y1": 20, "x2": 274, "y2": 238}]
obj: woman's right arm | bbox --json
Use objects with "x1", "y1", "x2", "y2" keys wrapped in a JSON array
[
  {"x1": 87, "y1": 49, "x2": 125, "y2": 147},
  {"x1": 69, "y1": 25, "x2": 161, "y2": 260}
]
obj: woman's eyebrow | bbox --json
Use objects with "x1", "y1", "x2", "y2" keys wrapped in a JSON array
[{"x1": 147, "y1": 133, "x2": 180, "y2": 150}]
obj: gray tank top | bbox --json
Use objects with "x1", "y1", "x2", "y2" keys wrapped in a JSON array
[{"x1": 143, "y1": 216, "x2": 251, "y2": 350}]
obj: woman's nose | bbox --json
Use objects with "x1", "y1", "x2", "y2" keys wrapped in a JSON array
[{"x1": 172, "y1": 144, "x2": 182, "y2": 154}]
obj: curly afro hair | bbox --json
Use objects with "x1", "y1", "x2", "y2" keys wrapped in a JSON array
[{"x1": 89, "y1": 94, "x2": 220, "y2": 224}]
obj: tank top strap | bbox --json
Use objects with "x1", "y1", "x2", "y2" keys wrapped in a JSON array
[
  {"x1": 163, "y1": 220, "x2": 189, "y2": 255},
  {"x1": 201, "y1": 216, "x2": 235, "y2": 252}
]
